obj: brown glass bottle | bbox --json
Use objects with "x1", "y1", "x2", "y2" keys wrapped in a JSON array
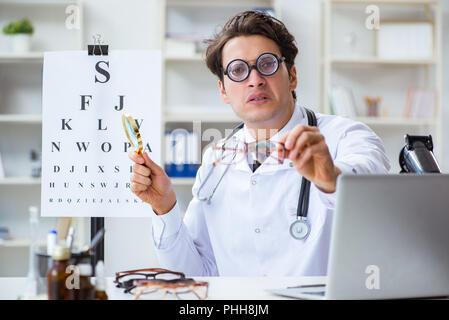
[
  {"x1": 79, "y1": 264, "x2": 95, "y2": 300},
  {"x1": 69, "y1": 263, "x2": 95, "y2": 300},
  {"x1": 46, "y1": 245, "x2": 71, "y2": 300},
  {"x1": 95, "y1": 290, "x2": 108, "y2": 300}
]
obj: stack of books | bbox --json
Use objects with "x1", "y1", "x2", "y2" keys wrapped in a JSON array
[
  {"x1": 404, "y1": 89, "x2": 436, "y2": 119},
  {"x1": 165, "y1": 129, "x2": 200, "y2": 178},
  {"x1": 329, "y1": 86, "x2": 357, "y2": 117}
]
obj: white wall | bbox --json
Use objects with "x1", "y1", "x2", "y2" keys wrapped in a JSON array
[
  {"x1": 441, "y1": 0, "x2": 449, "y2": 171},
  {"x1": 81, "y1": 0, "x2": 162, "y2": 50},
  {"x1": 80, "y1": 0, "x2": 449, "y2": 275},
  {"x1": 281, "y1": 0, "x2": 321, "y2": 109}
]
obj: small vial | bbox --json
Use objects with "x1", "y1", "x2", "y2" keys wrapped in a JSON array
[
  {"x1": 47, "y1": 229, "x2": 57, "y2": 256},
  {"x1": 46, "y1": 229, "x2": 58, "y2": 277},
  {"x1": 94, "y1": 261, "x2": 108, "y2": 300}
]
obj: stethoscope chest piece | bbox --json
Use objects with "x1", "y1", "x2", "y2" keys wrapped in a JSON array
[{"x1": 289, "y1": 217, "x2": 310, "y2": 240}]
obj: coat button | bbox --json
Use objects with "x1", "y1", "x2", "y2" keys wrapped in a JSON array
[
  {"x1": 251, "y1": 179, "x2": 257, "y2": 185},
  {"x1": 255, "y1": 228, "x2": 260, "y2": 233}
]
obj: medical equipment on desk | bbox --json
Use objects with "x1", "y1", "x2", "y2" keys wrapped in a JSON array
[
  {"x1": 194, "y1": 108, "x2": 318, "y2": 241},
  {"x1": 399, "y1": 134, "x2": 441, "y2": 174}
]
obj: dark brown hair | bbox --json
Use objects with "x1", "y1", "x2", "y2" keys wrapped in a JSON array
[{"x1": 205, "y1": 10, "x2": 298, "y2": 100}]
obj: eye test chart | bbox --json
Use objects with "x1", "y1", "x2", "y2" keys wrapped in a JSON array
[{"x1": 41, "y1": 50, "x2": 161, "y2": 217}]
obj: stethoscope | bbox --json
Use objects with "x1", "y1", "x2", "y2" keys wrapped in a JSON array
[{"x1": 195, "y1": 108, "x2": 317, "y2": 241}]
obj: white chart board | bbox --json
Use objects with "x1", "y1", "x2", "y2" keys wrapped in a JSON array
[{"x1": 42, "y1": 50, "x2": 161, "y2": 217}]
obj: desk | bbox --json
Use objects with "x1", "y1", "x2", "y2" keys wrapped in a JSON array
[{"x1": 0, "y1": 276, "x2": 327, "y2": 300}]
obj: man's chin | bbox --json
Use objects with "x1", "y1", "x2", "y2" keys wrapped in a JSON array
[{"x1": 239, "y1": 108, "x2": 277, "y2": 125}]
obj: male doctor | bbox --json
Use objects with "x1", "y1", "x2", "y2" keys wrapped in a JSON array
[{"x1": 128, "y1": 11, "x2": 390, "y2": 276}]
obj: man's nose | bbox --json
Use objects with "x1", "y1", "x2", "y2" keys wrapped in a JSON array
[{"x1": 247, "y1": 67, "x2": 266, "y2": 87}]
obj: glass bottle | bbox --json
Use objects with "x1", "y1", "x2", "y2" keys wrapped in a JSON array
[
  {"x1": 18, "y1": 206, "x2": 46, "y2": 300},
  {"x1": 70, "y1": 263, "x2": 95, "y2": 300},
  {"x1": 94, "y1": 261, "x2": 108, "y2": 300},
  {"x1": 46, "y1": 244, "x2": 71, "y2": 300}
]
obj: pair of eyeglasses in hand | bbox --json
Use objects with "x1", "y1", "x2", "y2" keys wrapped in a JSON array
[{"x1": 211, "y1": 138, "x2": 286, "y2": 166}]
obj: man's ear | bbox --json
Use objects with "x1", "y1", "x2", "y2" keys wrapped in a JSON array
[
  {"x1": 219, "y1": 80, "x2": 230, "y2": 104},
  {"x1": 288, "y1": 66, "x2": 298, "y2": 92}
]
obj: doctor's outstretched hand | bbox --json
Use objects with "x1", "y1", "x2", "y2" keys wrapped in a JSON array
[
  {"x1": 278, "y1": 125, "x2": 341, "y2": 194},
  {"x1": 128, "y1": 151, "x2": 177, "y2": 215}
]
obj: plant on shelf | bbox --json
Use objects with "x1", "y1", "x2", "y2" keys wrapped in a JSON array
[
  {"x1": 3, "y1": 19, "x2": 34, "y2": 35},
  {"x1": 2, "y1": 18, "x2": 34, "y2": 53}
]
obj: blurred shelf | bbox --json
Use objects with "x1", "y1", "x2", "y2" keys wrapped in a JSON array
[
  {"x1": 0, "y1": 0, "x2": 78, "y2": 4},
  {"x1": 0, "y1": 177, "x2": 41, "y2": 185},
  {"x1": 323, "y1": 0, "x2": 442, "y2": 166},
  {"x1": 0, "y1": 0, "x2": 85, "y2": 265},
  {"x1": 164, "y1": 111, "x2": 240, "y2": 122},
  {"x1": 0, "y1": 238, "x2": 46, "y2": 248},
  {"x1": 164, "y1": 54, "x2": 204, "y2": 62},
  {"x1": 167, "y1": 0, "x2": 275, "y2": 8},
  {"x1": 353, "y1": 116, "x2": 435, "y2": 126},
  {"x1": 0, "y1": 52, "x2": 44, "y2": 63},
  {"x1": 0, "y1": 114, "x2": 42, "y2": 123},
  {"x1": 330, "y1": 0, "x2": 438, "y2": 5},
  {"x1": 329, "y1": 56, "x2": 436, "y2": 65},
  {"x1": 170, "y1": 178, "x2": 196, "y2": 185}
]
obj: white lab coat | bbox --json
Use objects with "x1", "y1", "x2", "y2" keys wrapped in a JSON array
[{"x1": 150, "y1": 105, "x2": 391, "y2": 276}]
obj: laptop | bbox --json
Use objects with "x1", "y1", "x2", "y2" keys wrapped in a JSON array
[{"x1": 269, "y1": 174, "x2": 449, "y2": 299}]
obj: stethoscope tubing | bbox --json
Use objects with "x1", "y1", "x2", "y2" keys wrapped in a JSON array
[{"x1": 194, "y1": 108, "x2": 317, "y2": 240}]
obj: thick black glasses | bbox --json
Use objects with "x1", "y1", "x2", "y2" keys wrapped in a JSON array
[
  {"x1": 223, "y1": 52, "x2": 286, "y2": 82},
  {"x1": 114, "y1": 268, "x2": 185, "y2": 293}
]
